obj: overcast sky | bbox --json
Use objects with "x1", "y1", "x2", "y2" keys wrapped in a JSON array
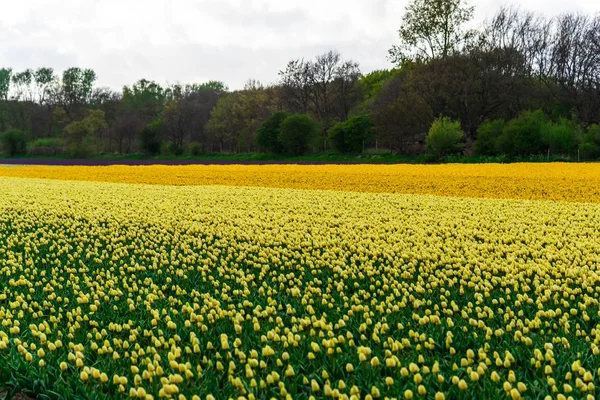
[{"x1": 1, "y1": 0, "x2": 599, "y2": 90}]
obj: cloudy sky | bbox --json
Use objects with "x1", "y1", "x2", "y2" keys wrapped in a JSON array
[{"x1": 1, "y1": 0, "x2": 599, "y2": 90}]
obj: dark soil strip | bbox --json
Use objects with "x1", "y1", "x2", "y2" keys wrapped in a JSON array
[{"x1": 0, "y1": 158, "x2": 389, "y2": 166}]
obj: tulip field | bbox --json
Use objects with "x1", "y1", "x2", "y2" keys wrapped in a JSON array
[{"x1": 0, "y1": 164, "x2": 599, "y2": 400}]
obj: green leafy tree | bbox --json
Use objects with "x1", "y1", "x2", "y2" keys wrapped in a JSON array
[
  {"x1": 579, "y1": 124, "x2": 600, "y2": 159},
  {"x1": 542, "y1": 118, "x2": 581, "y2": 156},
  {"x1": 63, "y1": 109, "x2": 106, "y2": 157},
  {"x1": 61, "y1": 68, "x2": 97, "y2": 119},
  {"x1": 0, "y1": 129, "x2": 27, "y2": 156},
  {"x1": 475, "y1": 119, "x2": 505, "y2": 156},
  {"x1": 371, "y1": 65, "x2": 433, "y2": 154},
  {"x1": 389, "y1": 0, "x2": 475, "y2": 64},
  {"x1": 34, "y1": 67, "x2": 56, "y2": 105},
  {"x1": 50, "y1": 106, "x2": 70, "y2": 137},
  {"x1": 256, "y1": 112, "x2": 289, "y2": 154},
  {"x1": 359, "y1": 70, "x2": 400, "y2": 100},
  {"x1": 328, "y1": 115, "x2": 373, "y2": 154},
  {"x1": 278, "y1": 114, "x2": 319, "y2": 156},
  {"x1": 425, "y1": 116, "x2": 464, "y2": 159},
  {"x1": 0, "y1": 68, "x2": 10, "y2": 101},
  {"x1": 162, "y1": 99, "x2": 187, "y2": 155},
  {"x1": 352, "y1": 69, "x2": 400, "y2": 116},
  {"x1": 11, "y1": 69, "x2": 34, "y2": 102},
  {"x1": 206, "y1": 85, "x2": 278, "y2": 152},
  {"x1": 139, "y1": 120, "x2": 164, "y2": 155},
  {"x1": 122, "y1": 79, "x2": 166, "y2": 124},
  {"x1": 497, "y1": 110, "x2": 547, "y2": 157},
  {"x1": 0, "y1": 68, "x2": 11, "y2": 132}
]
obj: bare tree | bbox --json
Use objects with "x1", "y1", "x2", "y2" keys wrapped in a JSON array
[
  {"x1": 279, "y1": 50, "x2": 362, "y2": 131},
  {"x1": 334, "y1": 60, "x2": 362, "y2": 121},
  {"x1": 279, "y1": 59, "x2": 312, "y2": 114}
]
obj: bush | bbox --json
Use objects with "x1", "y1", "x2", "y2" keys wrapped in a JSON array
[
  {"x1": 28, "y1": 138, "x2": 64, "y2": 156},
  {"x1": 328, "y1": 115, "x2": 373, "y2": 154},
  {"x1": 68, "y1": 136, "x2": 96, "y2": 158},
  {"x1": 579, "y1": 142, "x2": 599, "y2": 160},
  {"x1": 475, "y1": 120, "x2": 504, "y2": 156},
  {"x1": 0, "y1": 129, "x2": 27, "y2": 156},
  {"x1": 425, "y1": 117, "x2": 464, "y2": 160},
  {"x1": 256, "y1": 112, "x2": 289, "y2": 154},
  {"x1": 278, "y1": 114, "x2": 319, "y2": 156},
  {"x1": 187, "y1": 141, "x2": 203, "y2": 156},
  {"x1": 579, "y1": 124, "x2": 600, "y2": 160},
  {"x1": 30, "y1": 138, "x2": 62, "y2": 149},
  {"x1": 139, "y1": 120, "x2": 163, "y2": 156},
  {"x1": 542, "y1": 118, "x2": 581, "y2": 156},
  {"x1": 64, "y1": 121, "x2": 94, "y2": 157},
  {"x1": 497, "y1": 110, "x2": 547, "y2": 157}
]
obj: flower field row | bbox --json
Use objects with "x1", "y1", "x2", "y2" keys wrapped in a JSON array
[
  {"x1": 1, "y1": 176, "x2": 599, "y2": 399},
  {"x1": 1, "y1": 163, "x2": 599, "y2": 202}
]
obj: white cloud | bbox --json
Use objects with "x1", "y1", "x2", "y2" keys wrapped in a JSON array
[{"x1": 1, "y1": 0, "x2": 598, "y2": 90}]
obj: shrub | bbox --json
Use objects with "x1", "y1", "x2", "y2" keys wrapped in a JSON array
[
  {"x1": 425, "y1": 117, "x2": 464, "y2": 160},
  {"x1": 64, "y1": 121, "x2": 94, "y2": 157},
  {"x1": 30, "y1": 138, "x2": 62, "y2": 149},
  {"x1": 0, "y1": 129, "x2": 27, "y2": 156},
  {"x1": 256, "y1": 112, "x2": 289, "y2": 154},
  {"x1": 579, "y1": 124, "x2": 600, "y2": 160},
  {"x1": 542, "y1": 118, "x2": 581, "y2": 156},
  {"x1": 68, "y1": 136, "x2": 96, "y2": 158},
  {"x1": 63, "y1": 110, "x2": 106, "y2": 158},
  {"x1": 278, "y1": 114, "x2": 319, "y2": 156},
  {"x1": 187, "y1": 141, "x2": 203, "y2": 156},
  {"x1": 579, "y1": 142, "x2": 598, "y2": 160},
  {"x1": 328, "y1": 115, "x2": 373, "y2": 154},
  {"x1": 497, "y1": 110, "x2": 547, "y2": 157},
  {"x1": 28, "y1": 138, "x2": 64, "y2": 156},
  {"x1": 475, "y1": 120, "x2": 504, "y2": 156},
  {"x1": 139, "y1": 120, "x2": 163, "y2": 156}
]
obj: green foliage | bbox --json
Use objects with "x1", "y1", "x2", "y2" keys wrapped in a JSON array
[
  {"x1": 579, "y1": 124, "x2": 600, "y2": 159},
  {"x1": 62, "y1": 67, "x2": 97, "y2": 106},
  {"x1": 278, "y1": 114, "x2": 319, "y2": 156},
  {"x1": 139, "y1": 120, "x2": 163, "y2": 155},
  {"x1": 206, "y1": 87, "x2": 278, "y2": 152},
  {"x1": 476, "y1": 112, "x2": 583, "y2": 159},
  {"x1": 389, "y1": 0, "x2": 475, "y2": 64},
  {"x1": 328, "y1": 115, "x2": 373, "y2": 154},
  {"x1": 187, "y1": 141, "x2": 203, "y2": 156},
  {"x1": 542, "y1": 118, "x2": 581, "y2": 155},
  {"x1": 497, "y1": 110, "x2": 547, "y2": 157},
  {"x1": 256, "y1": 112, "x2": 289, "y2": 154},
  {"x1": 30, "y1": 137, "x2": 62, "y2": 149},
  {"x1": 0, "y1": 68, "x2": 12, "y2": 100},
  {"x1": 122, "y1": 79, "x2": 167, "y2": 123},
  {"x1": 187, "y1": 81, "x2": 229, "y2": 94},
  {"x1": 475, "y1": 120, "x2": 505, "y2": 156},
  {"x1": 359, "y1": 70, "x2": 400, "y2": 100},
  {"x1": 0, "y1": 129, "x2": 27, "y2": 156},
  {"x1": 579, "y1": 142, "x2": 598, "y2": 160},
  {"x1": 28, "y1": 138, "x2": 64, "y2": 156},
  {"x1": 64, "y1": 121, "x2": 93, "y2": 157},
  {"x1": 70, "y1": 136, "x2": 97, "y2": 158},
  {"x1": 12, "y1": 69, "x2": 33, "y2": 98},
  {"x1": 425, "y1": 117, "x2": 464, "y2": 160},
  {"x1": 63, "y1": 110, "x2": 106, "y2": 157}
]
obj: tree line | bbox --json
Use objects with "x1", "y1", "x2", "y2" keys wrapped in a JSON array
[{"x1": 1, "y1": 0, "x2": 600, "y2": 160}]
